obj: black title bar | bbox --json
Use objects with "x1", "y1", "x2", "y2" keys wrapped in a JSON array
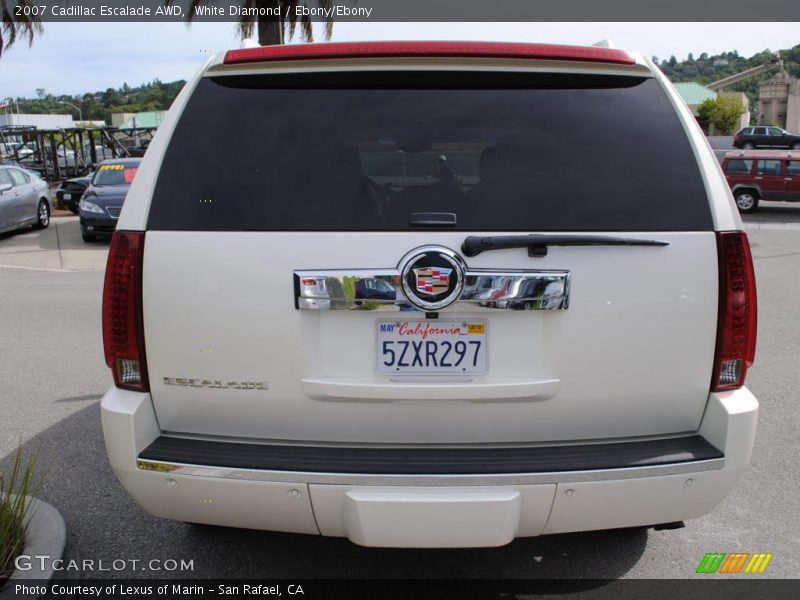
[
  {"x1": 10, "y1": 0, "x2": 800, "y2": 22},
  {"x1": 4, "y1": 579, "x2": 800, "y2": 600}
]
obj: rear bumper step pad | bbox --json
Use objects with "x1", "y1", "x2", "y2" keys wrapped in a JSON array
[{"x1": 138, "y1": 435, "x2": 722, "y2": 475}]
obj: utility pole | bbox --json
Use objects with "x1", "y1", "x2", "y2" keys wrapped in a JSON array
[{"x1": 3, "y1": 98, "x2": 19, "y2": 125}]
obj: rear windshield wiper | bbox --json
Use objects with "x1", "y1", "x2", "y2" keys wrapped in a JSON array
[{"x1": 462, "y1": 234, "x2": 669, "y2": 257}]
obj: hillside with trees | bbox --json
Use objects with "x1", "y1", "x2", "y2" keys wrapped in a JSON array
[
  {"x1": 9, "y1": 79, "x2": 185, "y2": 125},
  {"x1": 657, "y1": 44, "x2": 800, "y2": 111},
  {"x1": 6, "y1": 44, "x2": 800, "y2": 127}
]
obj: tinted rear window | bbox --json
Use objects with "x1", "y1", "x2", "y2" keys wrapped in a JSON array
[
  {"x1": 756, "y1": 160, "x2": 782, "y2": 176},
  {"x1": 148, "y1": 72, "x2": 712, "y2": 231}
]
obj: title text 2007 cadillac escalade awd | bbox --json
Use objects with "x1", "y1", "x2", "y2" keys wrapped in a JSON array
[{"x1": 100, "y1": 41, "x2": 758, "y2": 548}]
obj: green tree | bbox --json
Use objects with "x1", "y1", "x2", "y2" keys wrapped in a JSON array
[
  {"x1": 660, "y1": 44, "x2": 799, "y2": 117},
  {"x1": 698, "y1": 96, "x2": 746, "y2": 135},
  {"x1": 171, "y1": 0, "x2": 334, "y2": 45},
  {"x1": 15, "y1": 79, "x2": 188, "y2": 124},
  {"x1": 102, "y1": 88, "x2": 123, "y2": 108}
]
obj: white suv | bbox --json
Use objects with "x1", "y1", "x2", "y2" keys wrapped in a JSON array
[{"x1": 100, "y1": 41, "x2": 758, "y2": 548}]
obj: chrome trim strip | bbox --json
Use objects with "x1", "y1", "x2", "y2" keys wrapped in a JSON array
[
  {"x1": 295, "y1": 269, "x2": 570, "y2": 311},
  {"x1": 136, "y1": 457, "x2": 724, "y2": 485}
]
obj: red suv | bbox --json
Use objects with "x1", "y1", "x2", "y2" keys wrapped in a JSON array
[{"x1": 722, "y1": 150, "x2": 800, "y2": 212}]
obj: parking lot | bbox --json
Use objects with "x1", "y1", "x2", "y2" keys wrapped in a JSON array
[
  {"x1": 0, "y1": 215, "x2": 108, "y2": 272},
  {"x1": 1, "y1": 207, "x2": 799, "y2": 581}
]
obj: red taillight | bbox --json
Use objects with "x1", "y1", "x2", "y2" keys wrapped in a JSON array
[
  {"x1": 103, "y1": 231, "x2": 149, "y2": 392},
  {"x1": 224, "y1": 41, "x2": 636, "y2": 66},
  {"x1": 711, "y1": 231, "x2": 757, "y2": 391}
]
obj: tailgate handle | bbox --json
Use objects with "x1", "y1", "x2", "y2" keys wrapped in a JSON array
[{"x1": 410, "y1": 212, "x2": 457, "y2": 227}]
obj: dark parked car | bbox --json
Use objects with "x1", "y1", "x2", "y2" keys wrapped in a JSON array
[
  {"x1": 733, "y1": 126, "x2": 800, "y2": 150},
  {"x1": 79, "y1": 158, "x2": 141, "y2": 241},
  {"x1": 722, "y1": 150, "x2": 800, "y2": 212},
  {"x1": 127, "y1": 140, "x2": 150, "y2": 157},
  {"x1": 506, "y1": 279, "x2": 567, "y2": 310},
  {"x1": 55, "y1": 174, "x2": 92, "y2": 214},
  {"x1": 354, "y1": 277, "x2": 396, "y2": 302}
]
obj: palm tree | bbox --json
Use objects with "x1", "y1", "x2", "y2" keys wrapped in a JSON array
[
  {"x1": 1, "y1": 1, "x2": 43, "y2": 58},
  {"x1": 172, "y1": 0, "x2": 334, "y2": 46}
]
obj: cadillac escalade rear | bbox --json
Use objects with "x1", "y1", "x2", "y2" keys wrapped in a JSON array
[{"x1": 100, "y1": 41, "x2": 758, "y2": 547}]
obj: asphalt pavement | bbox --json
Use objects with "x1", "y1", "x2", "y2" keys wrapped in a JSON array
[
  {"x1": 0, "y1": 216, "x2": 108, "y2": 271},
  {"x1": 1, "y1": 211, "x2": 799, "y2": 581}
]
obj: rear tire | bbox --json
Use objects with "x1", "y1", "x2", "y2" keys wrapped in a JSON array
[
  {"x1": 734, "y1": 190, "x2": 759, "y2": 213},
  {"x1": 67, "y1": 204, "x2": 80, "y2": 215},
  {"x1": 34, "y1": 200, "x2": 50, "y2": 229},
  {"x1": 743, "y1": 142, "x2": 756, "y2": 150}
]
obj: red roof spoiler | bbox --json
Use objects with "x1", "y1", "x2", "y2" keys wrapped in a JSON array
[{"x1": 224, "y1": 41, "x2": 636, "y2": 66}]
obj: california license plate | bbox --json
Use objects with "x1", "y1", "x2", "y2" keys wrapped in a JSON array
[
  {"x1": 63, "y1": 193, "x2": 71, "y2": 200},
  {"x1": 377, "y1": 319, "x2": 488, "y2": 374}
]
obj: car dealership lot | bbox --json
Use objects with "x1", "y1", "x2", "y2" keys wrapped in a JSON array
[{"x1": 0, "y1": 210, "x2": 799, "y2": 580}]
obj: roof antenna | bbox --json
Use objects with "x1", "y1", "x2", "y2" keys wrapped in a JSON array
[{"x1": 592, "y1": 40, "x2": 616, "y2": 49}]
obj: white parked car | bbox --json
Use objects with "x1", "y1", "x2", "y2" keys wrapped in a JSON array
[
  {"x1": 0, "y1": 165, "x2": 51, "y2": 234},
  {"x1": 83, "y1": 143, "x2": 115, "y2": 164},
  {"x1": 1, "y1": 141, "x2": 33, "y2": 158},
  {"x1": 0, "y1": 142, "x2": 24, "y2": 159},
  {"x1": 100, "y1": 41, "x2": 758, "y2": 548},
  {"x1": 17, "y1": 145, "x2": 87, "y2": 175}
]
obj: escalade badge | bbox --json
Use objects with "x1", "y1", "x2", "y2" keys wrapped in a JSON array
[
  {"x1": 163, "y1": 378, "x2": 268, "y2": 390},
  {"x1": 399, "y1": 246, "x2": 466, "y2": 311}
]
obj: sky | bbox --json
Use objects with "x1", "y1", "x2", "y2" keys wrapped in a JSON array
[{"x1": 1, "y1": 22, "x2": 798, "y2": 99}]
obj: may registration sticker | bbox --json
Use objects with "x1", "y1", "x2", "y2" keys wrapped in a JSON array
[{"x1": 377, "y1": 319, "x2": 488, "y2": 375}]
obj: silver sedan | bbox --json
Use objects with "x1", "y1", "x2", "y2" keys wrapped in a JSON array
[{"x1": 0, "y1": 165, "x2": 51, "y2": 235}]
